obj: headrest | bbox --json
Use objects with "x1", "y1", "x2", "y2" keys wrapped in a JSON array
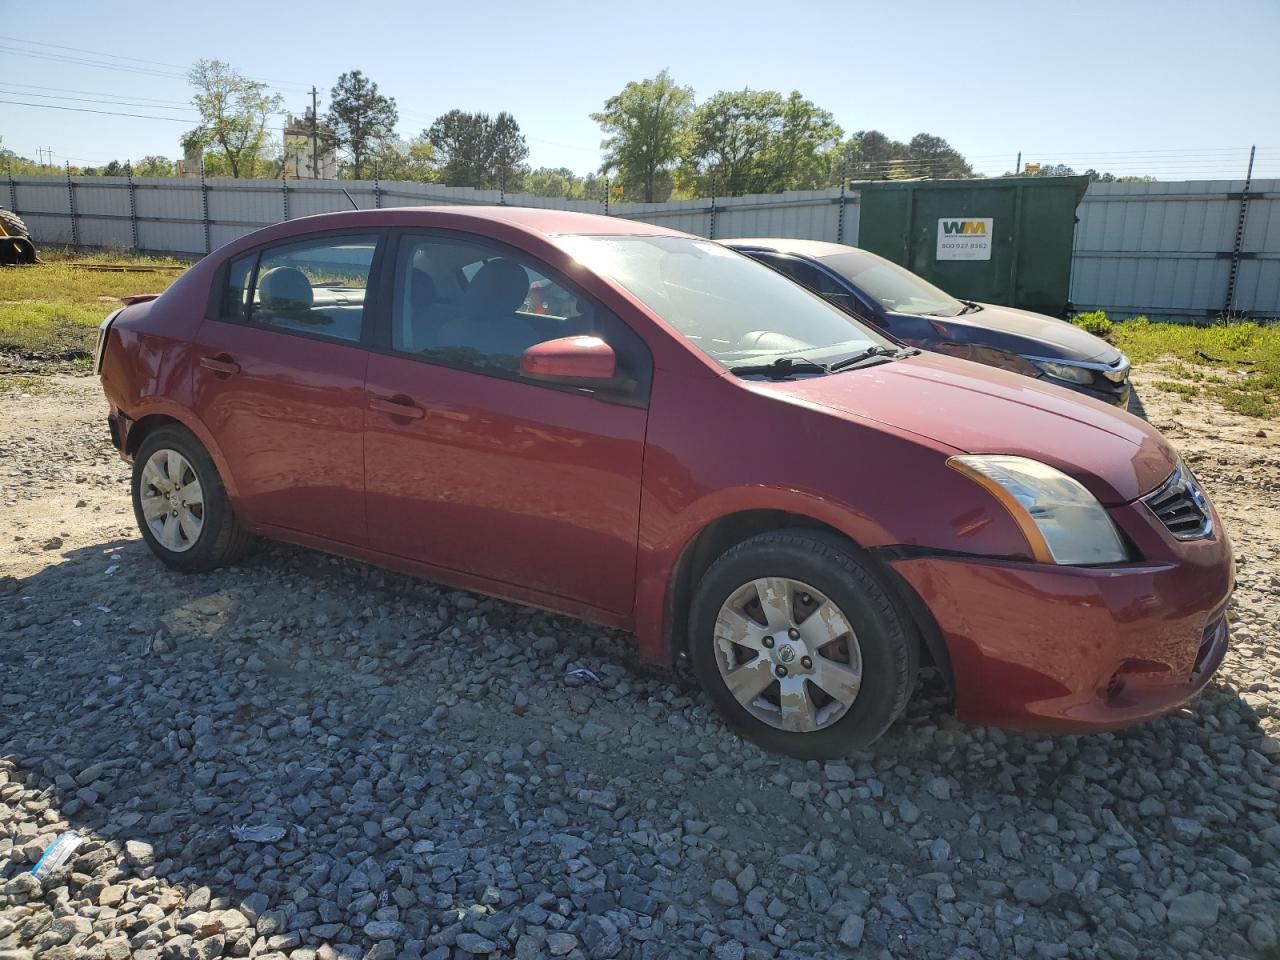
[
  {"x1": 257, "y1": 266, "x2": 313, "y2": 310},
  {"x1": 409, "y1": 267, "x2": 438, "y2": 311},
  {"x1": 461, "y1": 259, "x2": 529, "y2": 318}
]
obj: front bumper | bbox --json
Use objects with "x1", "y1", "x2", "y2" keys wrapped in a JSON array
[{"x1": 890, "y1": 533, "x2": 1233, "y2": 731}]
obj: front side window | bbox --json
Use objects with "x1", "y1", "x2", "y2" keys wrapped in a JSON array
[
  {"x1": 557, "y1": 235, "x2": 892, "y2": 367},
  {"x1": 242, "y1": 235, "x2": 378, "y2": 342},
  {"x1": 389, "y1": 234, "x2": 642, "y2": 377},
  {"x1": 819, "y1": 250, "x2": 965, "y2": 318}
]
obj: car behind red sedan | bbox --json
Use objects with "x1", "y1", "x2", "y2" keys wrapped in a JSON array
[{"x1": 97, "y1": 207, "x2": 1233, "y2": 758}]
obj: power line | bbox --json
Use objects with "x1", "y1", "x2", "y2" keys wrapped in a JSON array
[
  {"x1": 0, "y1": 79, "x2": 193, "y2": 107},
  {"x1": 0, "y1": 33, "x2": 190, "y2": 69},
  {"x1": 0, "y1": 88, "x2": 199, "y2": 112},
  {"x1": 0, "y1": 98, "x2": 192, "y2": 122}
]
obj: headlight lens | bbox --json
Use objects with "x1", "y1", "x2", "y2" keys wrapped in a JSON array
[
  {"x1": 1034, "y1": 359, "x2": 1094, "y2": 385},
  {"x1": 948, "y1": 455, "x2": 1128, "y2": 565}
]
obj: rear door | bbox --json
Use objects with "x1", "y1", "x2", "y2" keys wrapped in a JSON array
[
  {"x1": 191, "y1": 232, "x2": 382, "y2": 546},
  {"x1": 362, "y1": 230, "x2": 652, "y2": 615}
]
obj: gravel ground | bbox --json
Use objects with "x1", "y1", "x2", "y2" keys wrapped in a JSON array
[{"x1": 1, "y1": 367, "x2": 1278, "y2": 960}]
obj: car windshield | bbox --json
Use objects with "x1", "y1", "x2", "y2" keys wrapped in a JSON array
[
  {"x1": 557, "y1": 234, "x2": 892, "y2": 367},
  {"x1": 820, "y1": 249, "x2": 966, "y2": 318}
]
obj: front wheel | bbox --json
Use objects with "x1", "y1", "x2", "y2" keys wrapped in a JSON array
[
  {"x1": 132, "y1": 425, "x2": 252, "y2": 572},
  {"x1": 689, "y1": 530, "x2": 917, "y2": 759}
]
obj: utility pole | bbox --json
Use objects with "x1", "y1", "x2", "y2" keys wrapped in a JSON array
[
  {"x1": 1015, "y1": 150, "x2": 1021, "y2": 176},
  {"x1": 310, "y1": 86, "x2": 320, "y2": 179}
]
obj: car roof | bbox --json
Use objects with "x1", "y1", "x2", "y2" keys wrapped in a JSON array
[
  {"x1": 275, "y1": 205, "x2": 690, "y2": 238},
  {"x1": 723, "y1": 237, "x2": 860, "y2": 260}
]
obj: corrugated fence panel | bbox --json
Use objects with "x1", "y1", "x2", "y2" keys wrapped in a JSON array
[
  {"x1": 1071, "y1": 179, "x2": 1279, "y2": 321},
  {"x1": 1234, "y1": 186, "x2": 1280, "y2": 314},
  {"x1": 5, "y1": 174, "x2": 1276, "y2": 320}
]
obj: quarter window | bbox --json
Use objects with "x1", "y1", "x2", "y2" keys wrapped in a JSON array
[{"x1": 239, "y1": 235, "x2": 379, "y2": 343}]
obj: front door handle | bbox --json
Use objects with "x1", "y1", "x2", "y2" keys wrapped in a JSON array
[
  {"x1": 200, "y1": 354, "x2": 240, "y2": 376},
  {"x1": 369, "y1": 395, "x2": 425, "y2": 419}
]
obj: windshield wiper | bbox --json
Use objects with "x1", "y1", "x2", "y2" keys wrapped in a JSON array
[
  {"x1": 729, "y1": 356, "x2": 830, "y2": 379},
  {"x1": 958, "y1": 301, "x2": 982, "y2": 315},
  {"x1": 828, "y1": 346, "x2": 908, "y2": 372}
]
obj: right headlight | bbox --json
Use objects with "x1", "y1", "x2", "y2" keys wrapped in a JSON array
[
  {"x1": 1033, "y1": 359, "x2": 1094, "y2": 385},
  {"x1": 948, "y1": 454, "x2": 1128, "y2": 565}
]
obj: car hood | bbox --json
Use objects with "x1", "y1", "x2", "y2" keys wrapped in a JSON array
[
  {"x1": 767, "y1": 351, "x2": 1175, "y2": 504},
  {"x1": 902, "y1": 303, "x2": 1120, "y2": 363}
]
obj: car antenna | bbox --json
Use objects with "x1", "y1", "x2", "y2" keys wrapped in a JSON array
[{"x1": 338, "y1": 186, "x2": 359, "y2": 211}]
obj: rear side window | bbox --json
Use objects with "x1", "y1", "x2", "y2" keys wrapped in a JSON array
[
  {"x1": 217, "y1": 235, "x2": 379, "y2": 343},
  {"x1": 221, "y1": 254, "x2": 255, "y2": 321}
]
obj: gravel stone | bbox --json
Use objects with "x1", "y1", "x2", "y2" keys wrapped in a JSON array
[{"x1": 0, "y1": 372, "x2": 1275, "y2": 960}]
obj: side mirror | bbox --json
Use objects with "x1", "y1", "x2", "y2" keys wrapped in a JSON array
[{"x1": 521, "y1": 336, "x2": 618, "y2": 386}]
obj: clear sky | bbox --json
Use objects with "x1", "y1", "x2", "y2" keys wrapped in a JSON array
[{"x1": 3, "y1": 0, "x2": 1277, "y2": 181}]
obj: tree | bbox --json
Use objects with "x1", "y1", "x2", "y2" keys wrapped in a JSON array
[
  {"x1": 759, "y1": 92, "x2": 842, "y2": 191},
  {"x1": 326, "y1": 70, "x2": 399, "y2": 180},
  {"x1": 524, "y1": 166, "x2": 582, "y2": 198},
  {"x1": 133, "y1": 156, "x2": 174, "y2": 177},
  {"x1": 686, "y1": 89, "x2": 786, "y2": 195},
  {"x1": 489, "y1": 112, "x2": 529, "y2": 191},
  {"x1": 426, "y1": 110, "x2": 529, "y2": 190},
  {"x1": 592, "y1": 70, "x2": 693, "y2": 202},
  {"x1": 906, "y1": 133, "x2": 972, "y2": 179},
  {"x1": 185, "y1": 59, "x2": 282, "y2": 178}
]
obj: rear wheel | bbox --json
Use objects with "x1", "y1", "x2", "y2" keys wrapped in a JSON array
[
  {"x1": 132, "y1": 425, "x2": 252, "y2": 572},
  {"x1": 689, "y1": 530, "x2": 917, "y2": 758}
]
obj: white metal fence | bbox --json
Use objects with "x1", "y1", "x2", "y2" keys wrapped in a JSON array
[{"x1": 5, "y1": 172, "x2": 1276, "y2": 322}]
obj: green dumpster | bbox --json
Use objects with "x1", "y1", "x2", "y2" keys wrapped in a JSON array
[{"x1": 853, "y1": 176, "x2": 1089, "y2": 317}]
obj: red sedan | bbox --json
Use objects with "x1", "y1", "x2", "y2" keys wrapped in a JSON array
[{"x1": 97, "y1": 207, "x2": 1233, "y2": 758}]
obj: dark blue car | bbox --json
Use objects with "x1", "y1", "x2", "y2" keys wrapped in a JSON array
[{"x1": 727, "y1": 238, "x2": 1131, "y2": 407}]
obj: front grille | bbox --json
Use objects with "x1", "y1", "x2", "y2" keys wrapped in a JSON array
[{"x1": 1143, "y1": 462, "x2": 1213, "y2": 540}]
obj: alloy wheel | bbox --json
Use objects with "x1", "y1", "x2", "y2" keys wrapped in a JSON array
[
  {"x1": 713, "y1": 576, "x2": 863, "y2": 733},
  {"x1": 139, "y1": 448, "x2": 204, "y2": 553}
]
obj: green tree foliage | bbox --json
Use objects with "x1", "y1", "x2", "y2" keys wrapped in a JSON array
[
  {"x1": 686, "y1": 89, "x2": 783, "y2": 195},
  {"x1": 133, "y1": 156, "x2": 175, "y2": 177},
  {"x1": 684, "y1": 89, "x2": 844, "y2": 195},
  {"x1": 524, "y1": 167, "x2": 582, "y2": 198},
  {"x1": 592, "y1": 70, "x2": 693, "y2": 202},
  {"x1": 426, "y1": 110, "x2": 529, "y2": 190},
  {"x1": 830, "y1": 130, "x2": 972, "y2": 182},
  {"x1": 326, "y1": 70, "x2": 399, "y2": 180},
  {"x1": 759, "y1": 92, "x2": 843, "y2": 191},
  {"x1": 361, "y1": 138, "x2": 437, "y2": 182},
  {"x1": 185, "y1": 59, "x2": 282, "y2": 178}
]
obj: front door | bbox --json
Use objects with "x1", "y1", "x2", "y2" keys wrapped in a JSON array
[
  {"x1": 192, "y1": 232, "x2": 380, "y2": 546},
  {"x1": 363, "y1": 231, "x2": 651, "y2": 615}
]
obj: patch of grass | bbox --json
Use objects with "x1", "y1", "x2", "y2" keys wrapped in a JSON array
[
  {"x1": 1107, "y1": 314, "x2": 1280, "y2": 420},
  {"x1": 1069, "y1": 309, "x2": 1114, "y2": 338},
  {"x1": 1154, "y1": 380, "x2": 1200, "y2": 399},
  {"x1": 0, "y1": 248, "x2": 185, "y2": 360},
  {"x1": 0, "y1": 373, "x2": 50, "y2": 394}
]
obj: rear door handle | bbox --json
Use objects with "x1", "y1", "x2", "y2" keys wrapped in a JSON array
[
  {"x1": 369, "y1": 395, "x2": 425, "y2": 419},
  {"x1": 200, "y1": 355, "x2": 240, "y2": 376}
]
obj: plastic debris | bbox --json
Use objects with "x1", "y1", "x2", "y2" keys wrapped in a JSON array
[
  {"x1": 30, "y1": 832, "x2": 83, "y2": 881},
  {"x1": 565, "y1": 668, "x2": 601, "y2": 683},
  {"x1": 230, "y1": 824, "x2": 285, "y2": 843},
  {"x1": 104, "y1": 565, "x2": 119, "y2": 576}
]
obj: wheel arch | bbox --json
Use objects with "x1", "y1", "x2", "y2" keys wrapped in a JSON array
[
  {"x1": 122, "y1": 404, "x2": 240, "y2": 500},
  {"x1": 661, "y1": 508, "x2": 953, "y2": 690}
]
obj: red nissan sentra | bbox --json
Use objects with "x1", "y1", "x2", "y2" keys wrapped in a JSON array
[{"x1": 96, "y1": 208, "x2": 1233, "y2": 758}]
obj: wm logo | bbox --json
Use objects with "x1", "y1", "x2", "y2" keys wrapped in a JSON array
[{"x1": 942, "y1": 220, "x2": 987, "y2": 235}]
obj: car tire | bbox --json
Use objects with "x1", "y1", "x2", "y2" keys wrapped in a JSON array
[
  {"x1": 689, "y1": 529, "x2": 917, "y2": 759},
  {"x1": 132, "y1": 424, "x2": 252, "y2": 572}
]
